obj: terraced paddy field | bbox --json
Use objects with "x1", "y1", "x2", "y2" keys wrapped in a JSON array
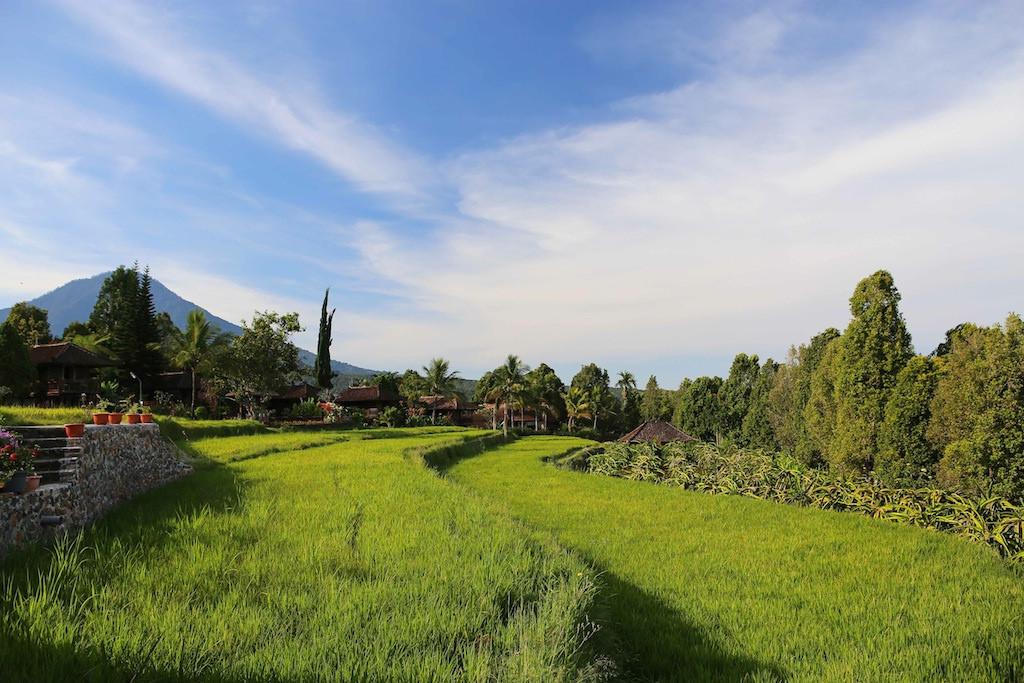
[
  {"x1": 447, "y1": 437, "x2": 1024, "y2": 681},
  {"x1": 1, "y1": 427, "x2": 1022, "y2": 681}
]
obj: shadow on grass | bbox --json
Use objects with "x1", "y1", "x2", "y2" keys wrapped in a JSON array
[
  {"x1": 0, "y1": 441, "x2": 254, "y2": 681},
  {"x1": 585, "y1": 562, "x2": 786, "y2": 682}
]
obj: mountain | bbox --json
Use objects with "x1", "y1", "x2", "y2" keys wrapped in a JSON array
[{"x1": 0, "y1": 272, "x2": 379, "y2": 378}]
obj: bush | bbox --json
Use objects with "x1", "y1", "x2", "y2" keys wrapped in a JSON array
[
  {"x1": 290, "y1": 399, "x2": 325, "y2": 421},
  {"x1": 193, "y1": 406, "x2": 210, "y2": 420},
  {"x1": 587, "y1": 441, "x2": 1024, "y2": 563}
]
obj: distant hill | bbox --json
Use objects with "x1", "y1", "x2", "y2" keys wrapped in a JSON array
[{"x1": 0, "y1": 272, "x2": 379, "y2": 378}]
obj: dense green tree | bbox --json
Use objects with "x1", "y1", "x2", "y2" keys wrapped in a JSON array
[
  {"x1": 741, "y1": 359, "x2": 779, "y2": 450},
  {"x1": 89, "y1": 264, "x2": 162, "y2": 385},
  {"x1": 315, "y1": 288, "x2": 337, "y2": 391},
  {"x1": 931, "y1": 323, "x2": 970, "y2": 358},
  {"x1": 422, "y1": 357, "x2": 460, "y2": 424},
  {"x1": 640, "y1": 375, "x2": 673, "y2": 422},
  {"x1": 153, "y1": 313, "x2": 177, "y2": 344},
  {"x1": 526, "y1": 363, "x2": 564, "y2": 431},
  {"x1": 61, "y1": 321, "x2": 92, "y2": 340},
  {"x1": 804, "y1": 337, "x2": 841, "y2": 467},
  {"x1": 928, "y1": 316, "x2": 1024, "y2": 500},
  {"x1": 0, "y1": 321, "x2": 38, "y2": 399},
  {"x1": 370, "y1": 371, "x2": 400, "y2": 394},
  {"x1": 720, "y1": 353, "x2": 760, "y2": 442},
  {"x1": 571, "y1": 363, "x2": 612, "y2": 431},
  {"x1": 674, "y1": 376, "x2": 724, "y2": 443},
  {"x1": 830, "y1": 270, "x2": 913, "y2": 475},
  {"x1": 769, "y1": 328, "x2": 841, "y2": 463},
  {"x1": 163, "y1": 310, "x2": 231, "y2": 418},
  {"x1": 4, "y1": 302, "x2": 52, "y2": 347},
  {"x1": 875, "y1": 356, "x2": 941, "y2": 487},
  {"x1": 399, "y1": 369, "x2": 425, "y2": 414},
  {"x1": 225, "y1": 311, "x2": 302, "y2": 418}
]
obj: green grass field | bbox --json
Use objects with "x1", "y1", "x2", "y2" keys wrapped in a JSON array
[
  {"x1": 447, "y1": 437, "x2": 1024, "y2": 682},
  {"x1": 2, "y1": 428, "x2": 1022, "y2": 681},
  {"x1": 0, "y1": 429, "x2": 602, "y2": 681}
]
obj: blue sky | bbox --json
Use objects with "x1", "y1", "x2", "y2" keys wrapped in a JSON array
[{"x1": 2, "y1": 1, "x2": 1023, "y2": 385}]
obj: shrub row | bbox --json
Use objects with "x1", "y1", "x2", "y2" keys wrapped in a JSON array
[{"x1": 587, "y1": 441, "x2": 1024, "y2": 563}]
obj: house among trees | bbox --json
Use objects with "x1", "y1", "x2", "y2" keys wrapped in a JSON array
[
  {"x1": 269, "y1": 382, "x2": 320, "y2": 414},
  {"x1": 333, "y1": 385, "x2": 402, "y2": 419},
  {"x1": 618, "y1": 420, "x2": 696, "y2": 444},
  {"x1": 29, "y1": 341, "x2": 118, "y2": 404},
  {"x1": 419, "y1": 395, "x2": 479, "y2": 426}
]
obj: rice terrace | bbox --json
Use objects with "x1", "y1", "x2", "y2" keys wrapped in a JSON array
[{"x1": 4, "y1": 1, "x2": 1024, "y2": 681}]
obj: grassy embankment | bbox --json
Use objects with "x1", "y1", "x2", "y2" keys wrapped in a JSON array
[
  {"x1": 447, "y1": 437, "x2": 1024, "y2": 682},
  {"x1": 0, "y1": 406, "x2": 92, "y2": 426},
  {"x1": 0, "y1": 426, "x2": 603, "y2": 681}
]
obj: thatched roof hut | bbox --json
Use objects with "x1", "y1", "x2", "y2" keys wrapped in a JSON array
[{"x1": 617, "y1": 421, "x2": 695, "y2": 444}]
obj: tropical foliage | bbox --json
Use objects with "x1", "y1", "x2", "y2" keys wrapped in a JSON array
[{"x1": 586, "y1": 440, "x2": 1024, "y2": 563}]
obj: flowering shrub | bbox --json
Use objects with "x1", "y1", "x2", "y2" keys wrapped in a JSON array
[{"x1": 0, "y1": 428, "x2": 37, "y2": 476}]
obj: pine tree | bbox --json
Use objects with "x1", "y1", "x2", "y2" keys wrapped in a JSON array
[
  {"x1": 830, "y1": 270, "x2": 913, "y2": 475},
  {"x1": 315, "y1": 288, "x2": 337, "y2": 391}
]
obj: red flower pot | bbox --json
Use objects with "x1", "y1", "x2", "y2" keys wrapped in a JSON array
[
  {"x1": 65, "y1": 423, "x2": 85, "y2": 438},
  {"x1": 126, "y1": 414, "x2": 141, "y2": 424},
  {"x1": 26, "y1": 475, "x2": 41, "y2": 493},
  {"x1": 92, "y1": 413, "x2": 109, "y2": 426},
  {"x1": 140, "y1": 414, "x2": 153, "y2": 423},
  {"x1": 108, "y1": 413, "x2": 123, "y2": 425}
]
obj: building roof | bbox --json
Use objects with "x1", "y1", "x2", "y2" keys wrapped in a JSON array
[
  {"x1": 617, "y1": 421, "x2": 696, "y2": 444},
  {"x1": 334, "y1": 385, "x2": 402, "y2": 404},
  {"x1": 420, "y1": 395, "x2": 478, "y2": 411},
  {"x1": 28, "y1": 342, "x2": 119, "y2": 367},
  {"x1": 277, "y1": 382, "x2": 320, "y2": 400}
]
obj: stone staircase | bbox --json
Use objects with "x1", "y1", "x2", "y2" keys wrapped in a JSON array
[{"x1": 6, "y1": 425, "x2": 81, "y2": 485}]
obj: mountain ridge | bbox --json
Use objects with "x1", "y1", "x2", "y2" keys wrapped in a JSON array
[{"x1": 0, "y1": 272, "x2": 379, "y2": 378}]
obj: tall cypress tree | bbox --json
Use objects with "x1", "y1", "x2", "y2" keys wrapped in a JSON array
[
  {"x1": 315, "y1": 288, "x2": 337, "y2": 391},
  {"x1": 830, "y1": 270, "x2": 913, "y2": 475}
]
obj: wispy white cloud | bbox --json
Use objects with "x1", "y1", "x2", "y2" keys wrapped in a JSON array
[
  {"x1": 338, "y1": 2, "x2": 1024, "y2": 380},
  {"x1": 51, "y1": 0, "x2": 431, "y2": 203}
]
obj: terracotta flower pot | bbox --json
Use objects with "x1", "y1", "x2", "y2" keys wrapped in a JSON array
[
  {"x1": 92, "y1": 413, "x2": 109, "y2": 426},
  {"x1": 126, "y1": 414, "x2": 141, "y2": 424},
  {"x1": 140, "y1": 414, "x2": 153, "y2": 424},
  {"x1": 108, "y1": 413, "x2": 123, "y2": 425},
  {"x1": 26, "y1": 475, "x2": 41, "y2": 493},
  {"x1": 65, "y1": 423, "x2": 85, "y2": 438}
]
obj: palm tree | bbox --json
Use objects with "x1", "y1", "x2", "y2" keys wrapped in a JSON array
[
  {"x1": 616, "y1": 371, "x2": 637, "y2": 404},
  {"x1": 422, "y1": 357, "x2": 460, "y2": 424},
  {"x1": 487, "y1": 355, "x2": 527, "y2": 438},
  {"x1": 563, "y1": 386, "x2": 592, "y2": 433},
  {"x1": 163, "y1": 310, "x2": 231, "y2": 418}
]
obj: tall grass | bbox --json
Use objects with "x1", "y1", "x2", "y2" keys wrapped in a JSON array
[
  {"x1": 0, "y1": 406, "x2": 92, "y2": 426},
  {"x1": 448, "y1": 436, "x2": 1024, "y2": 682},
  {"x1": 0, "y1": 430, "x2": 605, "y2": 681}
]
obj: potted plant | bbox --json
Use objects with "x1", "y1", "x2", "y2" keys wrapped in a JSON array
[
  {"x1": 108, "y1": 398, "x2": 125, "y2": 425},
  {"x1": 92, "y1": 399, "x2": 113, "y2": 425},
  {"x1": 65, "y1": 422, "x2": 85, "y2": 438},
  {"x1": 125, "y1": 401, "x2": 142, "y2": 424},
  {"x1": 140, "y1": 405, "x2": 153, "y2": 423},
  {"x1": 1, "y1": 429, "x2": 38, "y2": 494}
]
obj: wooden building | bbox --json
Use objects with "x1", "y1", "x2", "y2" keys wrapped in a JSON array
[{"x1": 29, "y1": 342, "x2": 118, "y2": 405}]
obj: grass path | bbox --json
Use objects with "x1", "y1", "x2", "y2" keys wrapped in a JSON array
[
  {"x1": 1, "y1": 429, "x2": 601, "y2": 681},
  {"x1": 447, "y1": 436, "x2": 1024, "y2": 682}
]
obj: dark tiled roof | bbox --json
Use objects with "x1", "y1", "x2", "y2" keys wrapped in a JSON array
[
  {"x1": 334, "y1": 385, "x2": 402, "y2": 404},
  {"x1": 420, "y1": 395, "x2": 478, "y2": 411},
  {"x1": 617, "y1": 421, "x2": 696, "y2": 444},
  {"x1": 278, "y1": 383, "x2": 319, "y2": 400},
  {"x1": 28, "y1": 342, "x2": 118, "y2": 367}
]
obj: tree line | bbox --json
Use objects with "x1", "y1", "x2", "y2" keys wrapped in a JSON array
[{"x1": 0, "y1": 265, "x2": 310, "y2": 419}]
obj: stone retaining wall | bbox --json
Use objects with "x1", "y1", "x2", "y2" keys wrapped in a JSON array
[{"x1": 0, "y1": 424, "x2": 192, "y2": 558}]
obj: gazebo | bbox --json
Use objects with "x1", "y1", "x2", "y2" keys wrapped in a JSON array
[{"x1": 617, "y1": 421, "x2": 696, "y2": 444}]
